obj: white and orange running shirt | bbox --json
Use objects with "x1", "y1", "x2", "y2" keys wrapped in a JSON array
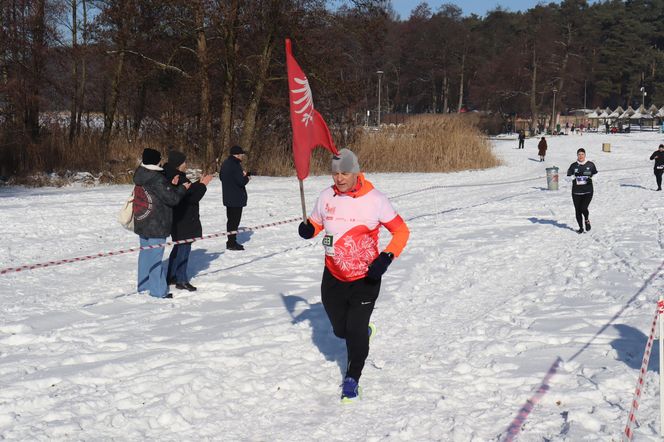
[{"x1": 308, "y1": 174, "x2": 409, "y2": 282}]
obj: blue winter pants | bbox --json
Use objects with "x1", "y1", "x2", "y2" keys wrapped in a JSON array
[
  {"x1": 167, "y1": 243, "x2": 192, "y2": 284},
  {"x1": 137, "y1": 237, "x2": 168, "y2": 298}
]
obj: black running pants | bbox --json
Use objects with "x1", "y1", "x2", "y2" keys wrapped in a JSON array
[
  {"x1": 321, "y1": 267, "x2": 381, "y2": 382},
  {"x1": 572, "y1": 193, "x2": 593, "y2": 229},
  {"x1": 226, "y1": 206, "x2": 243, "y2": 244},
  {"x1": 655, "y1": 168, "x2": 663, "y2": 189}
]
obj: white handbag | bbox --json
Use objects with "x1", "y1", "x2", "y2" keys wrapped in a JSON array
[{"x1": 118, "y1": 189, "x2": 135, "y2": 231}]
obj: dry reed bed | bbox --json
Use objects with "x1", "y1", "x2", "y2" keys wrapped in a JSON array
[
  {"x1": 309, "y1": 114, "x2": 501, "y2": 175},
  {"x1": 4, "y1": 114, "x2": 500, "y2": 185}
]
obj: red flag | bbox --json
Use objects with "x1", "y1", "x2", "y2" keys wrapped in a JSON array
[{"x1": 285, "y1": 39, "x2": 338, "y2": 180}]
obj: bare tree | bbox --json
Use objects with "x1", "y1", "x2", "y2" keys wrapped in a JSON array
[
  {"x1": 215, "y1": 0, "x2": 239, "y2": 158},
  {"x1": 238, "y1": 0, "x2": 284, "y2": 151},
  {"x1": 193, "y1": 0, "x2": 213, "y2": 167},
  {"x1": 68, "y1": 0, "x2": 79, "y2": 142}
]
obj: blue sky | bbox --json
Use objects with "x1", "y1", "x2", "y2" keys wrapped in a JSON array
[{"x1": 391, "y1": 0, "x2": 598, "y2": 18}]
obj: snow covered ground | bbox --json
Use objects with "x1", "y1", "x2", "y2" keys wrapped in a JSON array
[{"x1": 1, "y1": 131, "x2": 664, "y2": 441}]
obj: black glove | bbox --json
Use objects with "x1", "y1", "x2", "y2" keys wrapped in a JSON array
[
  {"x1": 298, "y1": 221, "x2": 315, "y2": 239},
  {"x1": 366, "y1": 252, "x2": 394, "y2": 281}
]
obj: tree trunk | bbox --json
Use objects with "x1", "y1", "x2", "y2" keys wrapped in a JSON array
[
  {"x1": 442, "y1": 71, "x2": 449, "y2": 113},
  {"x1": 529, "y1": 44, "x2": 538, "y2": 133},
  {"x1": 218, "y1": 0, "x2": 239, "y2": 160},
  {"x1": 555, "y1": 23, "x2": 573, "y2": 111},
  {"x1": 431, "y1": 70, "x2": 437, "y2": 113},
  {"x1": 132, "y1": 80, "x2": 147, "y2": 136},
  {"x1": 239, "y1": 34, "x2": 275, "y2": 151},
  {"x1": 102, "y1": 0, "x2": 131, "y2": 152},
  {"x1": 76, "y1": 0, "x2": 88, "y2": 136},
  {"x1": 457, "y1": 52, "x2": 465, "y2": 113},
  {"x1": 0, "y1": 4, "x2": 7, "y2": 89},
  {"x1": 102, "y1": 49, "x2": 125, "y2": 150},
  {"x1": 68, "y1": 0, "x2": 79, "y2": 143},
  {"x1": 194, "y1": 0, "x2": 213, "y2": 169},
  {"x1": 26, "y1": 0, "x2": 46, "y2": 142}
]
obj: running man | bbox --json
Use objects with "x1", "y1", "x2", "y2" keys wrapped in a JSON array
[
  {"x1": 649, "y1": 144, "x2": 664, "y2": 191},
  {"x1": 566, "y1": 148, "x2": 598, "y2": 234},
  {"x1": 298, "y1": 148, "x2": 410, "y2": 402}
]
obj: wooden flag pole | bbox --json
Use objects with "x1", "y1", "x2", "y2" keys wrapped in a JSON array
[{"x1": 299, "y1": 179, "x2": 307, "y2": 223}]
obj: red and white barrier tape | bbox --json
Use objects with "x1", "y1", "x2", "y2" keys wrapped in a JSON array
[
  {"x1": 0, "y1": 217, "x2": 302, "y2": 276},
  {"x1": 503, "y1": 357, "x2": 562, "y2": 441},
  {"x1": 623, "y1": 299, "x2": 664, "y2": 440}
]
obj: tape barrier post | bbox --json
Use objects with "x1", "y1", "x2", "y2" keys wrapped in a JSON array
[
  {"x1": 660, "y1": 295, "x2": 664, "y2": 437},
  {"x1": 623, "y1": 299, "x2": 664, "y2": 441}
]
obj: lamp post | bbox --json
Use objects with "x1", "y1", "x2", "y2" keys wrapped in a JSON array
[
  {"x1": 551, "y1": 87, "x2": 558, "y2": 134},
  {"x1": 377, "y1": 70, "x2": 384, "y2": 127},
  {"x1": 583, "y1": 80, "x2": 587, "y2": 110}
]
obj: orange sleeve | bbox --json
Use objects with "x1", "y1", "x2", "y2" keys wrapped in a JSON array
[
  {"x1": 382, "y1": 215, "x2": 409, "y2": 257},
  {"x1": 308, "y1": 218, "x2": 324, "y2": 237}
]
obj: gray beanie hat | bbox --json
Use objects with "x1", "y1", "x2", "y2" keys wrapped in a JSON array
[{"x1": 331, "y1": 148, "x2": 360, "y2": 173}]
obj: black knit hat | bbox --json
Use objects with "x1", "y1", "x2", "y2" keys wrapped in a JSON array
[
  {"x1": 142, "y1": 148, "x2": 161, "y2": 165},
  {"x1": 230, "y1": 145, "x2": 245, "y2": 155},
  {"x1": 168, "y1": 150, "x2": 186, "y2": 168}
]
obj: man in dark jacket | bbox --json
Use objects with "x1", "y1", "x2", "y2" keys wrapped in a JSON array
[
  {"x1": 133, "y1": 148, "x2": 189, "y2": 298},
  {"x1": 220, "y1": 145, "x2": 251, "y2": 250},
  {"x1": 163, "y1": 150, "x2": 213, "y2": 291},
  {"x1": 650, "y1": 144, "x2": 664, "y2": 191}
]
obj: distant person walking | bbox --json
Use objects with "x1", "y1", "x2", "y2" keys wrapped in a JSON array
[
  {"x1": 518, "y1": 131, "x2": 525, "y2": 149},
  {"x1": 220, "y1": 145, "x2": 251, "y2": 251},
  {"x1": 133, "y1": 148, "x2": 189, "y2": 299},
  {"x1": 650, "y1": 144, "x2": 664, "y2": 191},
  {"x1": 164, "y1": 150, "x2": 214, "y2": 292},
  {"x1": 537, "y1": 137, "x2": 547, "y2": 162},
  {"x1": 298, "y1": 148, "x2": 410, "y2": 402},
  {"x1": 566, "y1": 148, "x2": 598, "y2": 234}
]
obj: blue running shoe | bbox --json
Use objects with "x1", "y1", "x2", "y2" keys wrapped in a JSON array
[
  {"x1": 368, "y1": 323, "x2": 376, "y2": 342},
  {"x1": 341, "y1": 377, "x2": 360, "y2": 403}
]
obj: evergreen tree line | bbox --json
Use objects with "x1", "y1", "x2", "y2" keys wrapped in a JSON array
[{"x1": 1, "y1": 0, "x2": 663, "y2": 177}]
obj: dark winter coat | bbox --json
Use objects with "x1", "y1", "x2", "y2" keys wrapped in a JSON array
[
  {"x1": 566, "y1": 161, "x2": 598, "y2": 195},
  {"x1": 537, "y1": 139, "x2": 547, "y2": 156},
  {"x1": 220, "y1": 155, "x2": 249, "y2": 207},
  {"x1": 650, "y1": 150, "x2": 664, "y2": 170},
  {"x1": 132, "y1": 165, "x2": 186, "y2": 238},
  {"x1": 163, "y1": 163, "x2": 208, "y2": 241}
]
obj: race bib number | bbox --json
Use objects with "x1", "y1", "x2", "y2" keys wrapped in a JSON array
[
  {"x1": 322, "y1": 234, "x2": 334, "y2": 256},
  {"x1": 657, "y1": 165, "x2": 664, "y2": 170},
  {"x1": 576, "y1": 176, "x2": 588, "y2": 185}
]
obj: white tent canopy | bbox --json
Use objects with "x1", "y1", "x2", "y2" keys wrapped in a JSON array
[
  {"x1": 598, "y1": 107, "x2": 611, "y2": 118},
  {"x1": 619, "y1": 106, "x2": 635, "y2": 119},
  {"x1": 630, "y1": 106, "x2": 653, "y2": 119},
  {"x1": 609, "y1": 106, "x2": 624, "y2": 118}
]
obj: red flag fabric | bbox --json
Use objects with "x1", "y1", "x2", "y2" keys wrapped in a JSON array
[{"x1": 285, "y1": 39, "x2": 338, "y2": 180}]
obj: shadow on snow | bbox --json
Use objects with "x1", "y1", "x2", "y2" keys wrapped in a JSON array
[
  {"x1": 280, "y1": 293, "x2": 346, "y2": 377},
  {"x1": 611, "y1": 324, "x2": 660, "y2": 372},
  {"x1": 527, "y1": 217, "x2": 576, "y2": 232}
]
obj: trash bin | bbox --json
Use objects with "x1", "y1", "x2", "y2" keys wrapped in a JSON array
[
  {"x1": 602, "y1": 143, "x2": 611, "y2": 152},
  {"x1": 546, "y1": 166, "x2": 559, "y2": 191}
]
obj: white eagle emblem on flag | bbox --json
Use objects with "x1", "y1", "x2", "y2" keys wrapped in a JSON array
[{"x1": 291, "y1": 76, "x2": 315, "y2": 126}]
